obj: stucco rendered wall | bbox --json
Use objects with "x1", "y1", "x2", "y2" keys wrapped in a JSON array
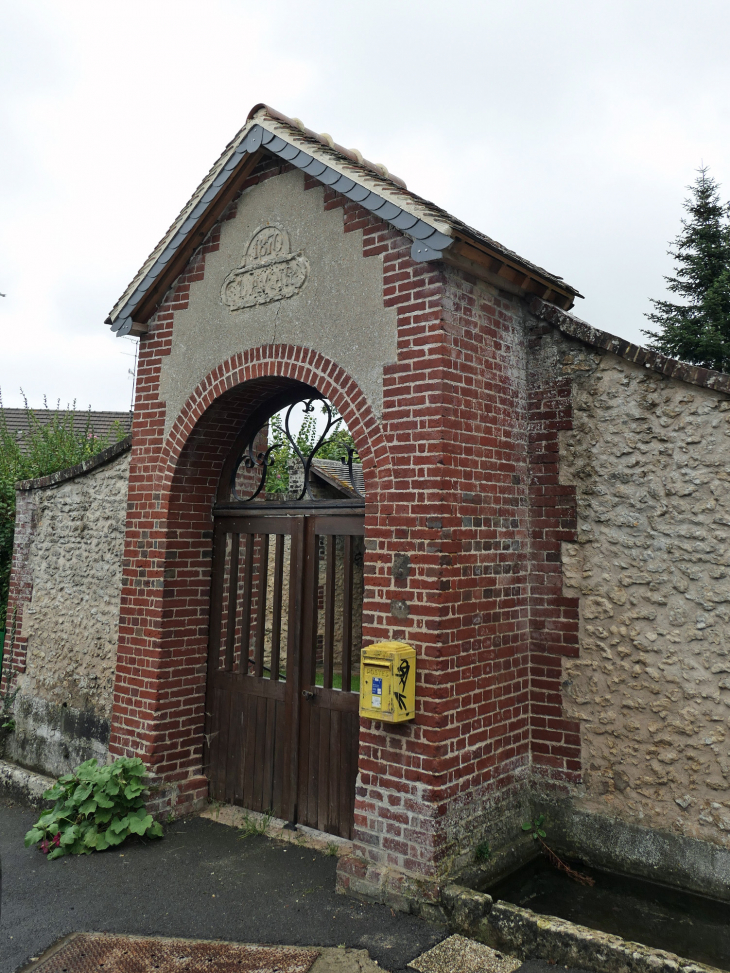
[
  {"x1": 554, "y1": 336, "x2": 730, "y2": 849},
  {"x1": 6, "y1": 448, "x2": 129, "y2": 775},
  {"x1": 159, "y1": 167, "x2": 398, "y2": 435}
]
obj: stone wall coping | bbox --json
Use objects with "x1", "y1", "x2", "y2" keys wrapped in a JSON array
[
  {"x1": 531, "y1": 297, "x2": 730, "y2": 396},
  {"x1": 15, "y1": 436, "x2": 132, "y2": 492}
]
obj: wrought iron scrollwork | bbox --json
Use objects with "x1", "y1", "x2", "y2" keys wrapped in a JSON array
[{"x1": 231, "y1": 397, "x2": 364, "y2": 503}]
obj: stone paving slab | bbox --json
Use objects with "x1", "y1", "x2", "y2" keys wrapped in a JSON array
[{"x1": 409, "y1": 936, "x2": 521, "y2": 973}]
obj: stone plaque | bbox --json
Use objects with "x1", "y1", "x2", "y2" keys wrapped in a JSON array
[{"x1": 221, "y1": 225, "x2": 309, "y2": 311}]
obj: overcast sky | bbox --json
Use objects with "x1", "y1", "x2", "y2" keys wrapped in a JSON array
[{"x1": 2, "y1": 0, "x2": 729, "y2": 411}]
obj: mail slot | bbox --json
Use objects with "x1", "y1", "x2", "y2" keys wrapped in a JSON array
[{"x1": 359, "y1": 641, "x2": 416, "y2": 722}]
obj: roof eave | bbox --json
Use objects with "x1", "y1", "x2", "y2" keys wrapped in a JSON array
[
  {"x1": 107, "y1": 104, "x2": 583, "y2": 334},
  {"x1": 447, "y1": 232, "x2": 582, "y2": 311}
]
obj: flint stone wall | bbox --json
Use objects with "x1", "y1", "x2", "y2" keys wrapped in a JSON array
[
  {"x1": 549, "y1": 330, "x2": 730, "y2": 849},
  {"x1": 6, "y1": 445, "x2": 130, "y2": 776}
]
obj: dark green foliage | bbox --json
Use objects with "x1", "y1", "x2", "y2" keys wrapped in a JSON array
[
  {"x1": 265, "y1": 403, "x2": 358, "y2": 497},
  {"x1": 0, "y1": 397, "x2": 126, "y2": 627},
  {"x1": 522, "y1": 813, "x2": 547, "y2": 841},
  {"x1": 474, "y1": 840, "x2": 492, "y2": 862},
  {"x1": 644, "y1": 167, "x2": 730, "y2": 372},
  {"x1": 24, "y1": 757, "x2": 163, "y2": 859}
]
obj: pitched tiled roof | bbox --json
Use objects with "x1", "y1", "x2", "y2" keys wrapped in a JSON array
[
  {"x1": 2, "y1": 409, "x2": 132, "y2": 448},
  {"x1": 312, "y1": 458, "x2": 365, "y2": 499},
  {"x1": 107, "y1": 104, "x2": 581, "y2": 336}
]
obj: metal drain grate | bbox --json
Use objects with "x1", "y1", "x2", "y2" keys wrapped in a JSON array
[{"x1": 24, "y1": 933, "x2": 320, "y2": 973}]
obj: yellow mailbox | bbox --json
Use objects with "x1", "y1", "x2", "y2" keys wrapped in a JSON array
[{"x1": 359, "y1": 641, "x2": 416, "y2": 722}]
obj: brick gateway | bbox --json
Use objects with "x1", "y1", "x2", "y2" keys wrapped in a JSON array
[
  {"x1": 8, "y1": 103, "x2": 730, "y2": 913},
  {"x1": 106, "y1": 106, "x2": 575, "y2": 903}
]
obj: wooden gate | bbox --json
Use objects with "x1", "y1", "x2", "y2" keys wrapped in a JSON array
[{"x1": 204, "y1": 505, "x2": 364, "y2": 838}]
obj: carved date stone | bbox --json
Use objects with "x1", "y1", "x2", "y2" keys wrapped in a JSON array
[{"x1": 221, "y1": 225, "x2": 309, "y2": 311}]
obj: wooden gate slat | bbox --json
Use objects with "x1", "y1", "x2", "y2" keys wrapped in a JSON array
[
  {"x1": 254, "y1": 534, "x2": 269, "y2": 677},
  {"x1": 224, "y1": 533, "x2": 239, "y2": 672},
  {"x1": 340, "y1": 712, "x2": 357, "y2": 839},
  {"x1": 253, "y1": 695, "x2": 267, "y2": 810},
  {"x1": 235, "y1": 695, "x2": 247, "y2": 807},
  {"x1": 317, "y1": 707, "x2": 331, "y2": 833},
  {"x1": 341, "y1": 534, "x2": 354, "y2": 692},
  {"x1": 238, "y1": 532, "x2": 255, "y2": 673},
  {"x1": 307, "y1": 704, "x2": 320, "y2": 827},
  {"x1": 323, "y1": 535, "x2": 335, "y2": 690},
  {"x1": 270, "y1": 534, "x2": 285, "y2": 681},
  {"x1": 243, "y1": 692, "x2": 258, "y2": 810},
  {"x1": 225, "y1": 689, "x2": 241, "y2": 804},
  {"x1": 261, "y1": 696, "x2": 276, "y2": 813},
  {"x1": 328, "y1": 710, "x2": 341, "y2": 835},
  {"x1": 272, "y1": 698, "x2": 286, "y2": 818}
]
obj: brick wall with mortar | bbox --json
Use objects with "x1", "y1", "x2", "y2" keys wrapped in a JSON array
[
  {"x1": 106, "y1": 154, "x2": 545, "y2": 886},
  {"x1": 346, "y1": 267, "x2": 536, "y2": 907}
]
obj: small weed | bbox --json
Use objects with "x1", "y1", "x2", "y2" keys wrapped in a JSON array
[
  {"x1": 522, "y1": 814, "x2": 546, "y2": 841},
  {"x1": 326, "y1": 842, "x2": 340, "y2": 857},
  {"x1": 239, "y1": 810, "x2": 273, "y2": 840},
  {"x1": 520, "y1": 813, "x2": 594, "y2": 887},
  {"x1": 474, "y1": 840, "x2": 491, "y2": 863}
]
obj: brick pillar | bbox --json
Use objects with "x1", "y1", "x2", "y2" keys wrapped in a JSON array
[
  {"x1": 526, "y1": 324, "x2": 581, "y2": 786},
  {"x1": 3, "y1": 486, "x2": 38, "y2": 688}
]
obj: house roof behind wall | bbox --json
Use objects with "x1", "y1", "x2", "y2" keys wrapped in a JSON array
[
  {"x1": 2, "y1": 409, "x2": 132, "y2": 449},
  {"x1": 107, "y1": 104, "x2": 583, "y2": 337}
]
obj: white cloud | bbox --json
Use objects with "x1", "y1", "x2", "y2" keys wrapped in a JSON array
[{"x1": 2, "y1": 0, "x2": 729, "y2": 407}]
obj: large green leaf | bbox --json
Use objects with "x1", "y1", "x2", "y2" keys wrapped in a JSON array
[
  {"x1": 104, "y1": 827, "x2": 127, "y2": 846},
  {"x1": 109, "y1": 815, "x2": 130, "y2": 835},
  {"x1": 60, "y1": 825, "x2": 80, "y2": 846},
  {"x1": 124, "y1": 782, "x2": 144, "y2": 800},
  {"x1": 127, "y1": 811, "x2": 153, "y2": 835},
  {"x1": 94, "y1": 789, "x2": 115, "y2": 809}
]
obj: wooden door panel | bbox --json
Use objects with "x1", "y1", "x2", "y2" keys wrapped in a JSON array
[{"x1": 205, "y1": 509, "x2": 363, "y2": 839}]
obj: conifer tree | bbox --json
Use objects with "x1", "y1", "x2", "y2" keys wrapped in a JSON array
[{"x1": 643, "y1": 167, "x2": 730, "y2": 372}]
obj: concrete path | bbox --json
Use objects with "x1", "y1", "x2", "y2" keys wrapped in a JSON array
[
  {"x1": 0, "y1": 797, "x2": 444, "y2": 973},
  {"x1": 1, "y1": 797, "x2": 568, "y2": 973}
]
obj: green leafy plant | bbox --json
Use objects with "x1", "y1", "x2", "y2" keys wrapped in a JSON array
[
  {"x1": 24, "y1": 756, "x2": 162, "y2": 859},
  {"x1": 325, "y1": 842, "x2": 340, "y2": 857},
  {"x1": 522, "y1": 813, "x2": 547, "y2": 841},
  {"x1": 521, "y1": 813, "x2": 594, "y2": 886},
  {"x1": 474, "y1": 840, "x2": 492, "y2": 863},
  {"x1": 265, "y1": 402, "x2": 358, "y2": 497}
]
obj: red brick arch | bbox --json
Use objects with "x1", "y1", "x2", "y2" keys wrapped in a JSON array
[
  {"x1": 109, "y1": 344, "x2": 390, "y2": 814},
  {"x1": 159, "y1": 344, "x2": 393, "y2": 498}
]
